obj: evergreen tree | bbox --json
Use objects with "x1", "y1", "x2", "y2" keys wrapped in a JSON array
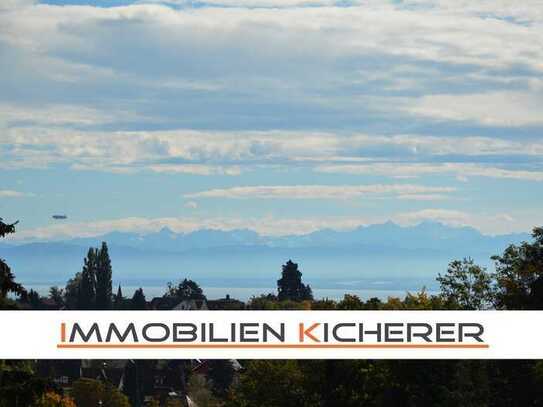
[
  {"x1": 277, "y1": 260, "x2": 313, "y2": 302},
  {"x1": 131, "y1": 288, "x2": 147, "y2": 310},
  {"x1": 113, "y1": 284, "x2": 125, "y2": 310},
  {"x1": 95, "y1": 242, "x2": 113, "y2": 310},
  {"x1": 77, "y1": 248, "x2": 97, "y2": 310}
]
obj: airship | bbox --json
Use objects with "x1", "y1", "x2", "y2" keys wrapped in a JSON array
[{"x1": 52, "y1": 215, "x2": 68, "y2": 220}]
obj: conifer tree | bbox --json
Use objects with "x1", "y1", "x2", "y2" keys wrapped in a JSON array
[
  {"x1": 277, "y1": 260, "x2": 313, "y2": 302},
  {"x1": 95, "y1": 242, "x2": 112, "y2": 310},
  {"x1": 131, "y1": 288, "x2": 147, "y2": 310},
  {"x1": 113, "y1": 284, "x2": 125, "y2": 310},
  {"x1": 77, "y1": 248, "x2": 97, "y2": 310}
]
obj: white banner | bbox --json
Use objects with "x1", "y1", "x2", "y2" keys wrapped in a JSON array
[{"x1": 0, "y1": 310, "x2": 541, "y2": 359}]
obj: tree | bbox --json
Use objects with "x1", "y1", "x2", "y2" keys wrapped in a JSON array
[
  {"x1": 77, "y1": 248, "x2": 97, "y2": 310},
  {"x1": 102, "y1": 381, "x2": 131, "y2": 407},
  {"x1": 167, "y1": 278, "x2": 206, "y2": 300},
  {"x1": 35, "y1": 391, "x2": 76, "y2": 407},
  {"x1": 131, "y1": 288, "x2": 147, "y2": 310},
  {"x1": 26, "y1": 289, "x2": 42, "y2": 309},
  {"x1": 227, "y1": 360, "x2": 318, "y2": 407},
  {"x1": 0, "y1": 360, "x2": 49, "y2": 407},
  {"x1": 277, "y1": 260, "x2": 313, "y2": 302},
  {"x1": 0, "y1": 218, "x2": 25, "y2": 306},
  {"x1": 49, "y1": 286, "x2": 65, "y2": 308},
  {"x1": 113, "y1": 284, "x2": 125, "y2": 310},
  {"x1": 187, "y1": 374, "x2": 220, "y2": 407},
  {"x1": 437, "y1": 258, "x2": 495, "y2": 310},
  {"x1": 337, "y1": 294, "x2": 364, "y2": 310},
  {"x1": 123, "y1": 360, "x2": 143, "y2": 407},
  {"x1": 95, "y1": 242, "x2": 113, "y2": 310},
  {"x1": 207, "y1": 360, "x2": 235, "y2": 397},
  {"x1": 64, "y1": 272, "x2": 82, "y2": 310},
  {"x1": 72, "y1": 378, "x2": 129, "y2": 407},
  {"x1": 493, "y1": 227, "x2": 543, "y2": 309}
]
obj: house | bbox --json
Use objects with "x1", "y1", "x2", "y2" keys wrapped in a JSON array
[
  {"x1": 149, "y1": 296, "x2": 208, "y2": 310},
  {"x1": 172, "y1": 299, "x2": 208, "y2": 310},
  {"x1": 80, "y1": 359, "x2": 128, "y2": 389},
  {"x1": 207, "y1": 294, "x2": 245, "y2": 310}
]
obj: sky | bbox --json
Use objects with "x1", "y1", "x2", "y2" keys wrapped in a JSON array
[{"x1": 0, "y1": 0, "x2": 542, "y2": 241}]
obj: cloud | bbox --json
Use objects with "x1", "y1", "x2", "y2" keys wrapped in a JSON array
[
  {"x1": 394, "y1": 209, "x2": 471, "y2": 226},
  {"x1": 1, "y1": 0, "x2": 543, "y2": 133},
  {"x1": 184, "y1": 200, "x2": 198, "y2": 209},
  {"x1": 391, "y1": 208, "x2": 538, "y2": 236},
  {"x1": 185, "y1": 184, "x2": 456, "y2": 199},
  {"x1": 0, "y1": 103, "x2": 136, "y2": 127},
  {"x1": 0, "y1": 189, "x2": 34, "y2": 198},
  {"x1": 138, "y1": 0, "x2": 345, "y2": 7},
  {"x1": 148, "y1": 164, "x2": 243, "y2": 175},
  {"x1": 405, "y1": 92, "x2": 543, "y2": 127},
  {"x1": 3, "y1": 128, "x2": 543, "y2": 173},
  {"x1": 316, "y1": 163, "x2": 543, "y2": 182},
  {"x1": 8, "y1": 215, "x2": 374, "y2": 240}
]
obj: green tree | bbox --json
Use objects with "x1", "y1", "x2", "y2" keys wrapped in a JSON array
[
  {"x1": 207, "y1": 360, "x2": 235, "y2": 397},
  {"x1": 227, "y1": 360, "x2": 316, "y2": 407},
  {"x1": 64, "y1": 272, "x2": 81, "y2": 310},
  {"x1": 437, "y1": 258, "x2": 495, "y2": 310},
  {"x1": 77, "y1": 248, "x2": 97, "y2": 310},
  {"x1": 95, "y1": 242, "x2": 113, "y2": 310},
  {"x1": 71, "y1": 378, "x2": 129, "y2": 407},
  {"x1": 0, "y1": 360, "x2": 48, "y2": 407},
  {"x1": 166, "y1": 278, "x2": 206, "y2": 300},
  {"x1": 277, "y1": 260, "x2": 313, "y2": 302},
  {"x1": 493, "y1": 227, "x2": 543, "y2": 309},
  {"x1": 26, "y1": 289, "x2": 42, "y2": 309},
  {"x1": 131, "y1": 288, "x2": 147, "y2": 310},
  {"x1": 187, "y1": 374, "x2": 220, "y2": 407},
  {"x1": 0, "y1": 218, "x2": 25, "y2": 307},
  {"x1": 337, "y1": 294, "x2": 364, "y2": 310},
  {"x1": 48, "y1": 286, "x2": 65, "y2": 308}
]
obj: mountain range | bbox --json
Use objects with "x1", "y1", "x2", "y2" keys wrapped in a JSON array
[{"x1": 0, "y1": 222, "x2": 531, "y2": 291}]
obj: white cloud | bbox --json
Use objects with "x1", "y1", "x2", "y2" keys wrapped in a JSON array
[
  {"x1": 0, "y1": 103, "x2": 134, "y2": 127},
  {"x1": 392, "y1": 208, "x2": 539, "y2": 236},
  {"x1": 9, "y1": 215, "x2": 375, "y2": 240},
  {"x1": 316, "y1": 163, "x2": 543, "y2": 182},
  {"x1": 185, "y1": 184, "x2": 455, "y2": 199},
  {"x1": 0, "y1": 190, "x2": 34, "y2": 198},
  {"x1": 3, "y1": 128, "x2": 543, "y2": 173},
  {"x1": 184, "y1": 200, "x2": 199, "y2": 209},
  {"x1": 394, "y1": 209, "x2": 471, "y2": 226},
  {"x1": 139, "y1": 0, "x2": 343, "y2": 7},
  {"x1": 148, "y1": 164, "x2": 243, "y2": 176},
  {"x1": 397, "y1": 194, "x2": 449, "y2": 201},
  {"x1": 405, "y1": 92, "x2": 543, "y2": 127}
]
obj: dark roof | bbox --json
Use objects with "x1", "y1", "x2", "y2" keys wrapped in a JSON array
[
  {"x1": 207, "y1": 297, "x2": 245, "y2": 310},
  {"x1": 150, "y1": 296, "x2": 181, "y2": 310}
]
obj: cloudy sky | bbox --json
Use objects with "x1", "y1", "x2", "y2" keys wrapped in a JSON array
[{"x1": 1, "y1": 0, "x2": 542, "y2": 240}]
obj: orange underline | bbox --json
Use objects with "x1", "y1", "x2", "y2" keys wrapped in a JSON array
[{"x1": 57, "y1": 343, "x2": 489, "y2": 349}]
